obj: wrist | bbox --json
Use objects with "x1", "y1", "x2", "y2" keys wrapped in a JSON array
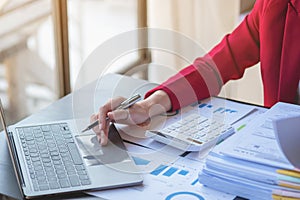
[{"x1": 142, "y1": 90, "x2": 172, "y2": 117}]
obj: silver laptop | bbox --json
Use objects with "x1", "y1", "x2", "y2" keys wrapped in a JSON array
[{"x1": 0, "y1": 99, "x2": 143, "y2": 199}]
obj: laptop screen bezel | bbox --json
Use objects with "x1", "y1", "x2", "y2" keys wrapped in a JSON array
[{"x1": 0, "y1": 99, "x2": 25, "y2": 197}]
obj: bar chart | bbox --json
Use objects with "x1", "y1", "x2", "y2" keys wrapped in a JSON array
[
  {"x1": 132, "y1": 155, "x2": 204, "y2": 187},
  {"x1": 195, "y1": 97, "x2": 255, "y2": 124},
  {"x1": 91, "y1": 143, "x2": 235, "y2": 200}
]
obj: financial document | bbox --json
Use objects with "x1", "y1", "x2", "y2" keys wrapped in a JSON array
[
  {"x1": 217, "y1": 102, "x2": 300, "y2": 169},
  {"x1": 87, "y1": 143, "x2": 235, "y2": 200}
]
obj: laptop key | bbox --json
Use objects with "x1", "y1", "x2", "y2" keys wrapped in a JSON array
[
  {"x1": 39, "y1": 185, "x2": 50, "y2": 191},
  {"x1": 59, "y1": 179, "x2": 70, "y2": 188},
  {"x1": 58, "y1": 174, "x2": 67, "y2": 179},
  {"x1": 34, "y1": 165, "x2": 43, "y2": 171},
  {"x1": 67, "y1": 143, "x2": 83, "y2": 165},
  {"x1": 42, "y1": 158, "x2": 51, "y2": 163},
  {"x1": 31, "y1": 157, "x2": 40, "y2": 162},
  {"x1": 42, "y1": 125, "x2": 51, "y2": 132},
  {"x1": 69, "y1": 175, "x2": 80, "y2": 187},
  {"x1": 53, "y1": 160, "x2": 62, "y2": 165},
  {"x1": 37, "y1": 176, "x2": 47, "y2": 182},
  {"x1": 77, "y1": 170, "x2": 87, "y2": 175},
  {"x1": 54, "y1": 165, "x2": 64, "y2": 170},
  {"x1": 67, "y1": 170, "x2": 76, "y2": 175},
  {"x1": 56, "y1": 169, "x2": 66, "y2": 175},
  {"x1": 75, "y1": 165, "x2": 85, "y2": 171},
  {"x1": 32, "y1": 180, "x2": 39, "y2": 191},
  {"x1": 33, "y1": 185, "x2": 39, "y2": 191},
  {"x1": 30, "y1": 174, "x2": 35, "y2": 179},
  {"x1": 51, "y1": 124, "x2": 60, "y2": 132},
  {"x1": 46, "y1": 171, "x2": 56, "y2": 177},
  {"x1": 65, "y1": 138, "x2": 74, "y2": 143},
  {"x1": 79, "y1": 175, "x2": 89, "y2": 180},
  {"x1": 37, "y1": 179, "x2": 48, "y2": 185},
  {"x1": 49, "y1": 181, "x2": 60, "y2": 190},
  {"x1": 81, "y1": 179, "x2": 91, "y2": 186},
  {"x1": 44, "y1": 167, "x2": 55, "y2": 174},
  {"x1": 47, "y1": 176, "x2": 58, "y2": 182},
  {"x1": 35, "y1": 170, "x2": 45, "y2": 176}
]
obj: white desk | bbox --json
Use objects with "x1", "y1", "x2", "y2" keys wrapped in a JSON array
[
  {"x1": 0, "y1": 73, "x2": 251, "y2": 200},
  {"x1": 0, "y1": 73, "x2": 158, "y2": 200}
]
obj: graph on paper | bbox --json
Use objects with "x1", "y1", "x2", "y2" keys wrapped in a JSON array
[
  {"x1": 89, "y1": 143, "x2": 235, "y2": 200},
  {"x1": 132, "y1": 156, "x2": 198, "y2": 186},
  {"x1": 218, "y1": 102, "x2": 300, "y2": 170},
  {"x1": 195, "y1": 98, "x2": 255, "y2": 125}
]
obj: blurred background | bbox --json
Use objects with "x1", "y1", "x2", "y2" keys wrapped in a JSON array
[{"x1": 0, "y1": 0, "x2": 259, "y2": 126}]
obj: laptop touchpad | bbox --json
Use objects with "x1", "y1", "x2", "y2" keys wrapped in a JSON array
[{"x1": 75, "y1": 124, "x2": 129, "y2": 166}]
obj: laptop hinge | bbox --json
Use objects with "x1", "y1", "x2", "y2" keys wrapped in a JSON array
[{"x1": 8, "y1": 131, "x2": 26, "y2": 188}]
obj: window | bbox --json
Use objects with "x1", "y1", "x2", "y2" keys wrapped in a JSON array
[
  {"x1": 67, "y1": 0, "x2": 140, "y2": 89},
  {"x1": 0, "y1": 0, "x2": 60, "y2": 124}
]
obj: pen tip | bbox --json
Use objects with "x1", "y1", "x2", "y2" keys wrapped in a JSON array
[{"x1": 81, "y1": 128, "x2": 88, "y2": 133}]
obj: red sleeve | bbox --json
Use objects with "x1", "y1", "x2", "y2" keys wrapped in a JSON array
[{"x1": 146, "y1": 0, "x2": 264, "y2": 111}]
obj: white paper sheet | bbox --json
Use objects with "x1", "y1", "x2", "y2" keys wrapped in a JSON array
[
  {"x1": 195, "y1": 97, "x2": 256, "y2": 125},
  {"x1": 216, "y1": 102, "x2": 300, "y2": 169},
  {"x1": 87, "y1": 143, "x2": 235, "y2": 200}
]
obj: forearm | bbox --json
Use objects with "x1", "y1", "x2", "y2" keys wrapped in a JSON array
[
  {"x1": 145, "y1": 60, "x2": 222, "y2": 111},
  {"x1": 145, "y1": 8, "x2": 261, "y2": 111}
]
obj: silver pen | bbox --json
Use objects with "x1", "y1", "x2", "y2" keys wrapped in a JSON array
[{"x1": 81, "y1": 94, "x2": 142, "y2": 133}]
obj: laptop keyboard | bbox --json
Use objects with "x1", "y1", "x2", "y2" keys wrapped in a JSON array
[{"x1": 17, "y1": 123, "x2": 91, "y2": 191}]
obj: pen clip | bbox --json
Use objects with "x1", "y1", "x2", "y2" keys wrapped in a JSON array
[
  {"x1": 81, "y1": 94, "x2": 142, "y2": 133},
  {"x1": 117, "y1": 94, "x2": 141, "y2": 109}
]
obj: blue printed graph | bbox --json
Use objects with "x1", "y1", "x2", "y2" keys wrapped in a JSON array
[
  {"x1": 132, "y1": 159, "x2": 191, "y2": 178},
  {"x1": 163, "y1": 167, "x2": 178, "y2": 177},
  {"x1": 198, "y1": 103, "x2": 237, "y2": 114},
  {"x1": 132, "y1": 156, "x2": 151, "y2": 165},
  {"x1": 191, "y1": 178, "x2": 199, "y2": 186},
  {"x1": 150, "y1": 164, "x2": 169, "y2": 176},
  {"x1": 149, "y1": 164, "x2": 193, "y2": 182},
  {"x1": 165, "y1": 191, "x2": 205, "y2": 200},
  {"x1": 132, "y1": 156, "x2": 197, "y2": 185},
  {"x1": 178, "y1": 169, "x2": 189, "y2": 176}
]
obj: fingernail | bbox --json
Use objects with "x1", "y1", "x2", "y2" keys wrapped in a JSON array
[
  {"x1": 100, "y1": 131, "x2": 108, "y2": 146},
  {"x1": 97, "y1": 134, "x2": 101, "y2": 143}
]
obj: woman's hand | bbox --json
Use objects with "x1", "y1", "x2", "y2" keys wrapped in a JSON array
[{"x1": 91, "y1": 90, "x2": 172, "y2": 145}]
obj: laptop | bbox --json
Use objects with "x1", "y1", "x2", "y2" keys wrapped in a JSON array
[{"x1": 0, "y1": 99, "x2": 143, "y2": 199}]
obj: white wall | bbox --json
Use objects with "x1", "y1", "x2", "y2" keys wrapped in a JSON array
[{"x1": 147, "y1": 0, "x2": 263, "y2": 105}]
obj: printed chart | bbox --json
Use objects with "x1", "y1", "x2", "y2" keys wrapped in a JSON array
[
  {"x1": 88, "y1": 143, "x2": 235, "y2": 200},
  {"x1": 195, "y1": 98, "x2": 255, "y2": 125}
]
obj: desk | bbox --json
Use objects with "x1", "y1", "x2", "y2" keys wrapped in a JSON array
[
  {"x1": 0, "y1": 73, "x2": 254, "y2": 200},
  {"x1": 0, "y1": 73, "x2": 159, "y2": 200}
]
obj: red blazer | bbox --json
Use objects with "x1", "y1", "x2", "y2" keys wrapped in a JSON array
[{"x1": 146, "y1": 0, "x2": 300, "y2": 110}]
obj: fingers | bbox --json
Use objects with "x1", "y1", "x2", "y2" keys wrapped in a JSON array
[
  {"x1": 92, "y1": 97, "x2": 126, "y2": 146},
  {"x1": 99, "y1": 121, "x2": 109, "y2": 146},
  {"x1": 92, "y1": 96, "x2": 152, "y2": 145},
  {"x1": 98, "y1": 97, "x2": 125, "y2": 130},
  {"x1": 108, "y1": 102, "x2": 150, "y2": 126},
  {"x1": 107, "y1": 109, "x2": 130, "y2": 123},
  {"x1": 90, "y1": 114, "x2": 108, "y2": 146}
]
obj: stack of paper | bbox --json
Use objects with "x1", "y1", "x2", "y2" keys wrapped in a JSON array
[{"x1": 198, "y1": 102, "x2": 300, "y2": 200}]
